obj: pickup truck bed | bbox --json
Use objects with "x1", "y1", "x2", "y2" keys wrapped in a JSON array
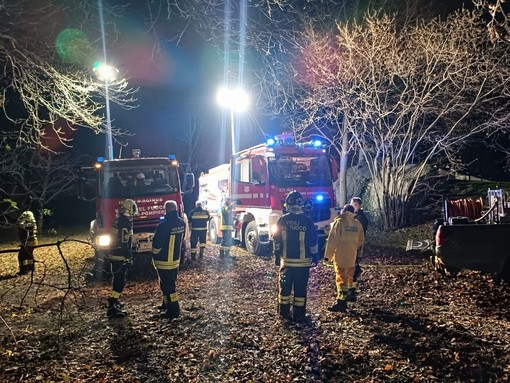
[{"x1": 436, "y1": 223, "x2": 510, "y2": 276}]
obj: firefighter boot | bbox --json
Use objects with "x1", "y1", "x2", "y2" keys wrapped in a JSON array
[
  {"x1": 293, "y1": 306, "x2": 307, "y2": 323},
  {"x1": 328, "y1": 300, "x2": 347, "y2": 313},
  {"x1": 160, "y1": 301, "x2": 180, "y2": 319},
  {"x1": 190, "y1": 252, "x2": 196, "y2": 263},
  {"x1": 199, "y1": 247, "x2": 205, "y2": 259},
  {"x1": 346, "y1": 288, "x2": 357, "y2": 302},
  {"x1": 278, "y1": 303, "x2": 292, "y2": 320},
  {"x1": 220, "y1": 249, "x2": 225, "y2": 258},
  {"x1": 107, "y1": 298, "x2": 127, "y2": 319}
]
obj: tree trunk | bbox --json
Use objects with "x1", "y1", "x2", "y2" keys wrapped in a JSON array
[{"x1": 338, "y1": 128, "x2": 349, "y2": 207}]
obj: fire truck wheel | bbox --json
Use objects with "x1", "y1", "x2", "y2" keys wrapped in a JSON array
[
  {"x1": 245, "y1": 221, "x2": 266, "y2": 256},
  {"x1": 209, "y1": 219, "x2": 221, "y2": 244}
]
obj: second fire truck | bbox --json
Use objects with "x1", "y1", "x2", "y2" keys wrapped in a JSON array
[{"x1": 199, "y1": 133, "x2": 338, "y2": 255}]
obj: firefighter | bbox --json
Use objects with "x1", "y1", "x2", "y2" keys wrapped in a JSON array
[
  {"x1": 273, "y1": 191, "x2": 319, "y2": 322},
  {"x1": 324, "y1": 204, "x2": 365, "y2": 313},
  {"x1": 349, "y1": 197, "x2": 369, "y2": 302},
  {"x1": 151, "y1": 200, "x2": 186, "y2": 319},
  {"x1": 107, "y1": 198, "x2": 137, "y2": 319},
  {"x1": 189, "y1": 201, "x2": 210, "y2": 261},
  {"x1": 17, "y1": 210, "x2": 37, "y2": 275},
  {"x1": 219, "y1": 197, "x2": 235, "y2": 258}
]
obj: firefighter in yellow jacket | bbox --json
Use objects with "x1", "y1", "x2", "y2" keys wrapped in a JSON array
[
  {"x1": 17, "y1": 210, "x2": 38, "y2": 275},
  {"x1": 324, "y1": 204, "x2": 365, "y2": 312},
  {"x1": 151, "y1": 200, "x2": 186, "y2": 319}
]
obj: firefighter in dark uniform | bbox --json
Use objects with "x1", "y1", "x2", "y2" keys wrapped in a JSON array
[
  {"x1": 349, "y1": 197, "x2": 369, "y2": 302},
  {"x1": 189, "y1": 201, "x2": 210, "y2": 261},
  {"x1": 107, "y1": 198, "x2": 137, "y2": 319},
  {"x1": 151, "y1": 200, "x2": 186, "y2": 319},
  {"x1": 273, "y1": 191, "x2": 319, "y2": 322},
  {"x1": 220, "y1": 197, "x2": 235, "y2": 258},
  {"x1": 17, "y1": 210, "x2": 37, "y2": 275}
]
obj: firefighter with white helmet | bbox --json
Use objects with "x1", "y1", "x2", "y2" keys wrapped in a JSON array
[
  {"x1": 106, "y1": 198, "x2": 137, "y2": 319},
  {"x1": 17, "y1": 210, "x2": 38, "y2": 275},
  {"x1": 273, "y1": 190, "x2": 319, "y2": 322}
]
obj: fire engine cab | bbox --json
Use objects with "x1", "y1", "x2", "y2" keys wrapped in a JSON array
[
  {"x1": 78, "y1": 150, "x2": 194, "y2": 255},
  {"x1": 199, "y1": 133, "x2": 338, "y2": 255}
]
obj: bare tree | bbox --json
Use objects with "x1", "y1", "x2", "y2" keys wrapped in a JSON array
[
  {"x1": 0, "y1": 147, "x2": 88, "y2": 231},
  {"x1": 0, "y1": 0, "x2": 136, "y2": 150},
  {"x1": 293, "y1": 9, "x2": 510, "y2": 228}
]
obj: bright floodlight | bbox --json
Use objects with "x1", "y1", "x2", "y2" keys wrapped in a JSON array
[
  {"x1": 93, "y1": 61, "x2": 119, "y2": 83},
  {"x1": 216, "y1": 87, "x2": 250, "y2": 112}
]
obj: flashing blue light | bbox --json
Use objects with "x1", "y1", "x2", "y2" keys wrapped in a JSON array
[
  {"x1": 266, "y1": 138, "x2": 276, "y2": 146},
  {"x1": 96, "y1": 156, "x2": 105, "y2": 163},
  {"x1": 168, "y1": 154, "x2": 176, "y2": 160},
  {"x1": 313, "y1": 140, "x2": 322, "y2": 147},
  {"x1": 315, "y1": 194, "x2": 324, "y2": 202}
]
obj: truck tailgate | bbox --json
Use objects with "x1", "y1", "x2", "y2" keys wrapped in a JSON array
[{"x1": 436, "y1": 224, "x2": 510, "y2": 274}]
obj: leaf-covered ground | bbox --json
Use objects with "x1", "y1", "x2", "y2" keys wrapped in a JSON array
[{"x1": 0, "y1": 227, "x2": 509, "y2": 382}]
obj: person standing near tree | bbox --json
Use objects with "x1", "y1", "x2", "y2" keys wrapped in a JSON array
[
  {"x1": 189, "y1": 201, "x2": 210, "y2": 261},
  {"x1": 350, "y1": 197, "x2": 369, "y2": 301},
  {"x1": 273, "y1": 191, "x2": 319, "y2": 322},
  {"x1": 16, "y1": 210, "x2": 37, "y2": 275},
  {"x1": 107, "y1": 199, "x2": 137, "y2": 319},
  {"x1": 151, "y1": 200, "x2": 186, "y2": 319},
  {"x1": 324, "y1": 204, "x2": 365, "y2": 313}
]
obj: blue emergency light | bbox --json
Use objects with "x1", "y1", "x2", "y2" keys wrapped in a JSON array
[
  {"x1": 266, "y1": 138, "x2": 276, "y2": 146},
  {"x1": 168, "y1": 154, "x2": 176, "y2": 160},
  {"x1": 313, "y1": 140, "x2": 322, "y2": 147},
  {"x1": 96, "y1": 156, "x2": 105, "y2": 163},
  {"x1": 315, "y1": 194, "x2": 324, "y2": 202}
]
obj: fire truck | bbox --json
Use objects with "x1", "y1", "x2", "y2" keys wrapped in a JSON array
[
  {"x1": 78, "y1": 150, "x2": 194, "y2": 256},
  {"x1": 198, "y1": 133, "x2": 338, "y2": 256}
]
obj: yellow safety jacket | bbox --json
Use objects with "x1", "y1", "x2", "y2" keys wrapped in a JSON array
[{"x1": 324, "y1": 211, "x2": 365, "y2": 268}]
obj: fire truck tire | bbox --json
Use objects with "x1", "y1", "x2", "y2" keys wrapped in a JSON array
[
  {"x1": 209, "y1": 219, "x2": 221, "y2": 244},
  {"x1": 245, "y1": 221, "x2": 267, "y2": 256}
]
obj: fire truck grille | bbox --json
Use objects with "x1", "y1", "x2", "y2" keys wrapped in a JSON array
[
  {"x1": 133, "y1": 218, "x2": 161, "y2": 233},
  {"x1": 301, "y1": 198, "x2": 332, "y2": 223}
]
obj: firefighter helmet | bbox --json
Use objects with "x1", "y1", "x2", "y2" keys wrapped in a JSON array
[
  {"x1": 18, "y1": 211, "x2": 36, "y2": 226},
  {"x1": 119, "y1": 199, "x2": 138, "y2": 217},
  {"x1": 285, "y1": 190, "x2": 304, "y2": 207}
]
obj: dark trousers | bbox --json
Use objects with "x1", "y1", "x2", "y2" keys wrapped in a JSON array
[
  {"x1": 220, "y1": 230, "x2": 232, "y2": 252},
  {"x1": 18, "y1": 246, "x2": 35, "y2": 274},
  {"x1": 155, "y1": 268, "x2": 179, "y2": 316},
  {"x1": 278, "y1": 266, "x2": 310, "y2": 320},
  {"x1": 190, "y1": 230, "x2": 207, "y2": 255},
  {"x1": 110, "y1": 260, "x2": 128, "y2": 297},
  {"x1": 352, "y1": 249, "x2": 362, "y2": 287}
]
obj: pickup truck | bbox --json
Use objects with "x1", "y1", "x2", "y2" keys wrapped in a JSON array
[{"x1": 431, "y1": 190, "x2": 510, "y2": 283}]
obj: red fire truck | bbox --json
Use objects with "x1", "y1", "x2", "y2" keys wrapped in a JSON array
[
  {"x1": 199, "y1": 134, "x2": 338, "y2": 255},
  {"x1": 78, "y1": 150, "x2": 194, "y2": 256}
]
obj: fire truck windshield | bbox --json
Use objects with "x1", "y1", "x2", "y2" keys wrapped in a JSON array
[
  {"x1": 268, "y1": 154, "x2": 332, "y2": 187},
  {"x1": 99, "y1": 165, "x2": 180, "y2": 198}
]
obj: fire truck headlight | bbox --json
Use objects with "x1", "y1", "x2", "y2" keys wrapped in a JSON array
[{"x1": 97, "y1": 234, "x2": 112, "y2": 248}]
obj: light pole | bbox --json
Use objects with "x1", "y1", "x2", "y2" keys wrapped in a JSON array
[
  {"x1": 216, "y1": 87, "x2": 250, "y2": 156},
  {"x1": 93, "y1": 61, "x2": 119, "y2": 160}
]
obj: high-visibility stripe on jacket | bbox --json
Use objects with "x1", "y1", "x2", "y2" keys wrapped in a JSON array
[
  {"x1": 220, "y1": 203, "x2": 234, "y2": 231},
  {"x1": 324, "y1": 211, "x2": 365, "y2": 268},
  {"x1": 189, "y1": 207, "x2": 210, "y2": 231},
  {"x1": 152, "y1": 211, "x2": 185, "y2": 270},
  {"x1": 273, "y1": 209, "x2": 318, "y2": 267}
]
